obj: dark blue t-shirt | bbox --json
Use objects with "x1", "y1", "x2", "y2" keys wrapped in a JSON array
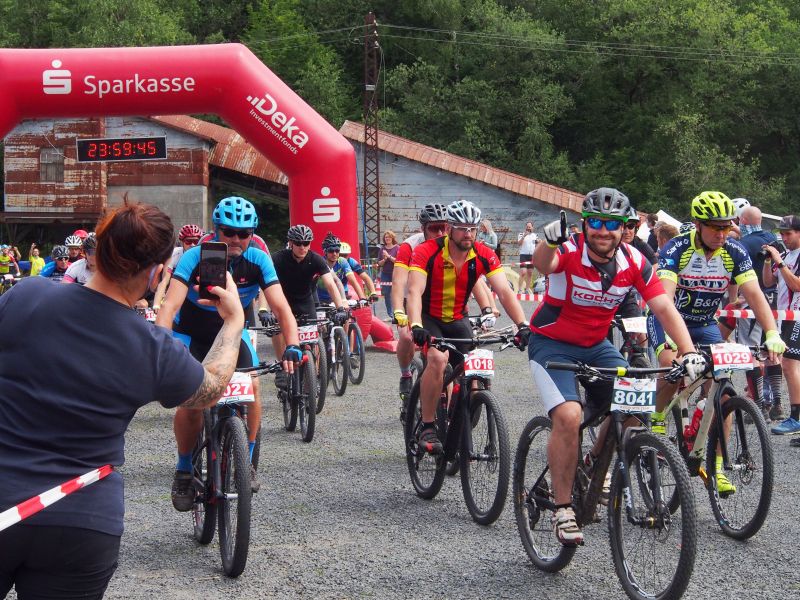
[
  {"x1": 740, "y1": 229, "x2": 778, "y2": 291},
  {"x1": 0, "y1": 277, "x2": 205, "y2": 536}
]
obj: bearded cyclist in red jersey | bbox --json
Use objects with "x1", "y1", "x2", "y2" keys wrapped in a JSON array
[{"x1": 528, "y1": 188, "x2": 704, "y2": 547}]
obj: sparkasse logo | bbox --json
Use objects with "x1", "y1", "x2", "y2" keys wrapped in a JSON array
[
  {"x1": 246, "y1": 91, "x2": 309, "y2": 154},
  {"x1": 43, "y1": 60, "x2": 72, "y2": 95}
]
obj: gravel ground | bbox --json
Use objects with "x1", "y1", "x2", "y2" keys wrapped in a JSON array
[{"x1": 10, "y1": 301, "x2": 800, "y2": 599}]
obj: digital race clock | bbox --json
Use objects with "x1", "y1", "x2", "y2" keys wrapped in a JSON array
[{"x1": 76, "y1": 136, "x2": 167, "y2": 162}]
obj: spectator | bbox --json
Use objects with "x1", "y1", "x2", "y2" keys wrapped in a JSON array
[
  {"x1": 763, "y1": 215, "x2": 800, "y2": 436},
  {"x1": 0, "y1": 246, "x2": 19, "y2": 277},
  {"x1": 0, "y1": 202, "x2": 244, "y2": 598},
  {"x1": 518, "y1": 221, "x2": 538, "y2": 294},
  {"x1": 568, "y1": 223, "x2": 580, "y2": 235},
  {"x1": 656, "y1": 223, "x2": 678, "y2": 250},
  {"x1": 377, "y1": 230, "x2": 399, "y2": 318},
  {"x1": 739, "y1": 205, "x2": 783, "y2": 419},
  {"x1": 646, "y1": 213, "x2": 659, "y2": 251},
  {"x1": 477, "y1": 220, "x2": 498, "y2": 251},
  {"x1": 29, "y1": 244, "x2": 45, "y2": 276},
  {"x1": 622, "y1": 208, "x2": 658, "y2": 264}
]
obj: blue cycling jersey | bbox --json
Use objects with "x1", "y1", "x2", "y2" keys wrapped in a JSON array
[{"x1": 317, "y1": 257, "x2": 352, "y2": 303}]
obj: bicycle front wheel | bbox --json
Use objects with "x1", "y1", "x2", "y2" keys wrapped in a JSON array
[
  {"x1": 192, "y1": 410, "x2": 216, "y2": 544},
  {"x1": 217, "y1": 417, "x2": 252, "y2": 577},
  {"x1": 347, "y1": 321, "x2": 366, "y2": 384},
  {"x1": 608, "y1": 432, "x2": 696, "y2": 600},
  {"x1": 315, "y1": 338, "x2": 328, "y2": 414},
  {"x1": 299, "y1": 350, "x2": 318, "y2": 443},
  {"x1": 281, "y1": 383, "x2": 298, "y2": 432},
  {"x1": 460, "y1": 390, "x2": 510, "y2": 525},
  {"x1": 705, "y1": 395, "x2": 773, "y2": 540},
  {"x1": 512, "y1": 416, "x2": 576, "y2": 572},
  {"x1": 330, "y1": 326, "x2": 350, "y2": 396},
  {"x1": 404, "y1": 378, "x2": 446, "y2": 499}
]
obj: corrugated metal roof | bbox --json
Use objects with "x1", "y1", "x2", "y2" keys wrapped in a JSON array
[
  {"x1": 150, "y1": 115, "x2": 288, "y2": 186},
  {"x1": 339, "y1": 120, "x2": 582, "y2": 210}
]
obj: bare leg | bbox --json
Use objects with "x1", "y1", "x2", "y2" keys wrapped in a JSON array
[{"x1": 548, "y1": 401, "x2": 582, "y2": 504}]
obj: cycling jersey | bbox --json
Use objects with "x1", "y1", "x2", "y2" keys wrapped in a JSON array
[
  {"x1": 317, "y1": 257, "x2": 352, "y2": 303},
  {"x1": 171, "y1": 244, "x2": 279, "y2": 343},
  {"x1": 409, "y1": 237, "x2": 502, "y2": 322},
  {"x1": 39, "y1": 261, "x2": 68, "y2": 282},
  {"x1": 63, "y1": 259, "x2": 93, "y2": 285},
  {"x1": 530, "y1": 235, "x2": 663, "y2": 347},
  {"x1": 166, "y1": 246, "x2": 184, "y2": 274},
  {"x1": 345, "y1": 256, "x2": 364, "y2": 275},
  {"x1": 394, "y1": 232, "x2": 425, "y2": 270},
  {"x1": 272, "y1": 248, "x2": 330, "y2": 317},
  {"x1": 658, "y1": 230, "x2": 756, "y2": 325}
]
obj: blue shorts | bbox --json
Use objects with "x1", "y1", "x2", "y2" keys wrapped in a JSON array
[
  {"x1": 528, "y1": 334, "x2": 627, "y2": 414},
  {"x1": 647, "y1": 314, "x2": 723, "y2": 356}
]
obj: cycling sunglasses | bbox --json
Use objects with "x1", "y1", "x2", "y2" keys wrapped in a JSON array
[
  {"x1": 183, "y1": 238, "x2": 199, "y2": 245},
  {"x1": 292, "y1": 241, "x2": 311, "y2": 247},
  {"x1": 56, "y1": 257, "x2": 69, "y2": 261},
  {"x1": 700, "y1": 221, "x2": 733, "y2": 233},
  {"x1": 585, "y1": 217, "x2": 625, "y2": 232},
  {"x1": 219, "y1": 227, "x2": 254, "y2": 239},
  {"x1": 624, "y1": 221, "x2": 639, "y2": 230},
  {"x1": 451, "y1": 225, "x2": 477, "y2": 234},
  {"x1": 425, "y1": 223, "x2": 448, "y2": 234}
]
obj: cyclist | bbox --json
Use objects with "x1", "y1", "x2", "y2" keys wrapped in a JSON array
[
  {"x1": 339, "y1": 242, "x2": 380, "y2": 303},
  {"x1": 317, "y1": 233, "x2": 367, "y2": 305},
  {"x1": 0, "y1": 246, "x2": 19, "y2": 278},
  {"x1": 64, "y1": 234, "x2": 84, "y2": 263},
  {"x1": 63, "y1": 234, "x2": 97, "y2": 285},
  {"x1": 267, "y1": 225, "x2": 349, "y2": 380},
  {"x1": 406, "y1": 199, "x2": 530, "y2": 454},
  {"x1": 156, "y1": 196, "x2": 301, "y2": 506},
  {"x1": 648, "y1": 191, "x2": 785, "y2": 493},
  {"x1": 154, "y1": 223, "x2": 202, "y2": 310},
  {"x1": 38, "y1": 245, "x2": 70, "y2": 282},
  {"x1": 529, "y1": 188, "x2": 703, "y2": 547}
]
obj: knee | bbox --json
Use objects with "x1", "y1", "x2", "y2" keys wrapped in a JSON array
[
  {"x1": 551, "y1": 403, "x2": 581, "y2": 434},
  {"x1": 427, "y1": 349, "x2": 448, "y2": 371}
]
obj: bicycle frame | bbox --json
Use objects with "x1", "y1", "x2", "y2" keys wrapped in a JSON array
[
  {"x1": 196, "y1": 401, "x2": 250, "y2": 506},
  {"x1": 436, "y1": 361, "x2": 492, "y2": 464}
]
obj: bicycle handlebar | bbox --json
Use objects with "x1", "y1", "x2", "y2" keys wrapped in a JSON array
[{"x1": 236, "y1": 360, "x2": 283, "y2": 375}]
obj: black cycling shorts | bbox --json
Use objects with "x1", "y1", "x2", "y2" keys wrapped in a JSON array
[{"x1": 421, "y1": 314, "x2": 472, "y2": 368}]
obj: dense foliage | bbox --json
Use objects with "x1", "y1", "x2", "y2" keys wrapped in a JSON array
[{"x1": 2, "y1": 0, "x2": 799, "y2": 217}]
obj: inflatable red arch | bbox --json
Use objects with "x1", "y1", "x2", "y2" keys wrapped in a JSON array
[{"x1": 0, "y1": 44, "x2": 358, "y2": 255}]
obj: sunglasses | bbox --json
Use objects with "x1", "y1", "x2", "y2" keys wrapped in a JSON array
[
  {"x1": 426, "y1": 223, "x2": 448, "y2": 234},
  {"x1": 451, "y1": 225, "x2": 477, "y2": 234},
  {"x1": 624, "y1": 222, "x2": 639, "y2": 230},
  {"x1": 183, "y1": 238, "x2": 199, "y2": 245},
  {"x1": 326, "y1": 248, "x2": 340, "y2": 254},
  {"x1": 585, "y1": 217, "x2": 625, "y2": 232},
  {"x1": 701, "y1": 222, "x2": 733, "y2": 233},
  {"x1": 219, "y1": 227, "x2": 254, "y2": 239},
  {"x1": 56, "y1": 257, "x2": 69, "y2": 261},
  {"x1": 292, "y1": 241, "x2": 311, "y2": 247}
]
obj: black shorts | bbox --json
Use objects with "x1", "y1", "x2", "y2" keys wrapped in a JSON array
[
  {"x1": 421, "y1": 314, "x2": 472, "y2": 368},
  {"x1": 781, "y1": 319, "x2": 800, "y2": 361},
  {"x1": 0, "y1": 524, "x2": 120, "y2": 599},
  {"x1": 519, "y1": 254, "x2": 533, "y2": 266}
]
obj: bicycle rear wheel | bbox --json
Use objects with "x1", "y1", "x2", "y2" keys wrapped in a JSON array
[
  {"x1": 400, "y1": 356, "x2": 424, "y2": 425},
  {"x1": 330, "y1": 326, "x2": 350, "y2": 396},
  {"x1": 705, "y1": 395, "x2": 773, "y2": 540},
  {"x1": 192, "y1": 410, "x2": 216, "y2": 544},
  {"x1": 315, "y1": 338, "x2": 328, "y2": 414},
  {"x1": 608, "y1": 432, "x2": 696, "y2": 600},
  {"x1": 512, "y1": 416, "x2": 576, "y2": 572},
  {"x1": 281, "y1": 382, "x2": 298, "y2": 432},
  {"x1": 460, "y1": 390, "x2": 510, "y2": 525},
  {"x1": 404, "y1": 378, "x2": 446, "y2": 499},
  {"x1": 217, "y1": 417, "x2": 252, "y2": 577},
  {"x1": 347, "y1": 322, "x2": 366, "y2": 384},
  {"x1": 299, "y1": 350, "x2": 318, "y2": 443}
]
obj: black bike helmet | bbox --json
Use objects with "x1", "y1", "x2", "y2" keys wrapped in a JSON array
[
  {"x1": 417, "y1": 203, "x2": 448, "y2": 224},
  {"x1": 581, "y1": 188, "x2": 631, "y2": 220},
  {"x1": 321, "y1": 232, "x2": 341, "y2": 252},
  {"x1": 287, "y1": 224, "x2": 314, "y2": 243}
]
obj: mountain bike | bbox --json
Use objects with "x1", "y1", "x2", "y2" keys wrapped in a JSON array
[
  {"x1": 346, "y1": 299, "x2": 368, "y2": 385},
  {"x1": 190, "y1": 361, "x2": 281, "y2": 577},
  {"x1": 662, "y1": 342, "x2": 773, "y2": 540},
  {"x1": 317, "y1": 304, "x2": 350, "y2": 397},
  {"x1": 513, "y1": 361, "x2": 696, "y2": 600},
  {"x1": 404, "y1": 332, "x2": 514, "y2": 525}
]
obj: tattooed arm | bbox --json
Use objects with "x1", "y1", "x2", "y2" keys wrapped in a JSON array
[{"x1": 180, "y1": 272, "x2": 245, "y2": 409}]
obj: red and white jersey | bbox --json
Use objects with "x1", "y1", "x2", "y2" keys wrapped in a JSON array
[
  {"x1": 394, "y1": 232, "x2": 425, "y2": 270},
  {"x1": 530, "y1": 235, "x2": 664, "y2": 347}
]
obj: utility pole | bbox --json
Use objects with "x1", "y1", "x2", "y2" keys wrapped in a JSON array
[{"x1": 362, "y1": 12, "x2": 380, "y2": 258}]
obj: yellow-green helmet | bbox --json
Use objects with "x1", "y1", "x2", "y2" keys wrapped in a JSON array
[{"x1": 691, "y1": 191, "x2": 735, "y2": 221}]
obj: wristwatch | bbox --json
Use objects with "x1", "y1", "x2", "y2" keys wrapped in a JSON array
[{"x1": 776, "y1": 262, "x2": 786, "y2": 269}]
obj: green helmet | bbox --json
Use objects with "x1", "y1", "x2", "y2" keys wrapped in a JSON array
[{"x1": 691, "y1": 191, "x2": 735, "y2": 222}]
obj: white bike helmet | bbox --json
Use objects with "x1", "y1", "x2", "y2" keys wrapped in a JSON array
[{"x1": 446, "y1": 200, "x2": 482, "y2": 225}]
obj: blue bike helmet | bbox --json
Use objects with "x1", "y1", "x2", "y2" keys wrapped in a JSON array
[{"x1": 212, "y1": 196, "x2": 259, "y2": 229}]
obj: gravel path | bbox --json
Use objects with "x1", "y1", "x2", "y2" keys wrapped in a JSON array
[{"x1": 10, "y1": 303, "x2": 800, "y2": 599}]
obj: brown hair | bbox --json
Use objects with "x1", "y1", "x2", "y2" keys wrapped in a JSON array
[
  {"x1": 657, "y1": 223, "x2": 678, "y2": 244},
  {"x1": 95, "y1": 199, "x2": 175, "y2": 283},
  {"x1": 382, "y1": 230, "x2": 397, "y2": 244}
]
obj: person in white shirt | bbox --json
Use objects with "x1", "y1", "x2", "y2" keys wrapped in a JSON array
[{"x1": 517, "y1": 221, "x2": 538, "y2": 294}]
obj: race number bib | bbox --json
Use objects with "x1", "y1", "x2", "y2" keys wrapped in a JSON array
[
  {"x1": 298, "y1": 324, "x2": 319, "y2": 343},
  {"x1": 710, "y1": 343, "x2": 754, "y2": 372},
  {"x1": 464, "y1": 349, "x2": 494, "y2": 378},
  {"x1": 611, "y1": 377, "x2": 656, "y2": 413},
  {"x1": 621, "y1": 317, "x2": 647, "y2": 333},
  {"x1": 143, "y1": 308, "x2": 156, "y2": 323},
  {"x1": 218, "y1": 372, "x2": 255, "y2": 405}
]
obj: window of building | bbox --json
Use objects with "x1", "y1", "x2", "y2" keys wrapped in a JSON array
[{"x1": 40, "y1": 147, "x2": 64, "y2": 182}]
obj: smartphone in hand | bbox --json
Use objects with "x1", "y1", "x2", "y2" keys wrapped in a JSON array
[{"x1": 198, "y1": 242, "x2": 228, "y2": 300}]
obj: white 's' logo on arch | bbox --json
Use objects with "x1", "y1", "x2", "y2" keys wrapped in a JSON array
[
  {"x1": 43, "y1": 60, "x2": 72, "y2": 95},
  {"x1": 313, "y1": 187, "x2": 340, "y2": 223}
]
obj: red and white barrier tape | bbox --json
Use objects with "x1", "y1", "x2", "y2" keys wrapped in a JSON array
[
  {"x1": 716, "y1": 309, "x2": 797, "y2": 321},
  {"x1": 0, "y1": 464, "x2": 113, "y2": 533}
]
